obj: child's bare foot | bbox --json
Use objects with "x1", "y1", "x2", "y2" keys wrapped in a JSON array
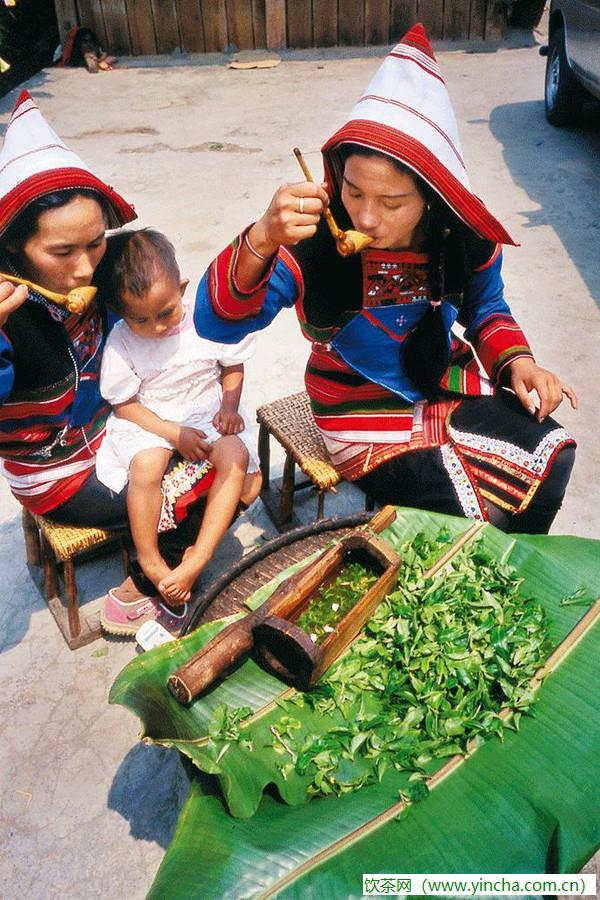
[
  {"x1": 158, "y1": 547, "x2": 207, "y2": 604},
  {"x1": 138, "y1": 553, "x2": 173, "y2": 598}
]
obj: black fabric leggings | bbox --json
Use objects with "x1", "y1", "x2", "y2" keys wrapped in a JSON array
[{"x1": 354, "y1": 445, "x2": 575, "y2": 535}]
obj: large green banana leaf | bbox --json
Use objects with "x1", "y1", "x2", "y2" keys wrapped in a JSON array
[
  {"x1": 109, "y1": 508, "x2": 474, "y2": 747},
  {"x1": 109, "y1": 509, "x2": 600, "y2": 898}
]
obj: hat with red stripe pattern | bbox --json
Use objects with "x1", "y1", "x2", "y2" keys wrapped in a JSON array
[
  {"x1": 0, "y1": 90, "x2": 136, "y2": 237},
  {"x1": 322, "y1": 23, "x2": 514, "y2": 245}
]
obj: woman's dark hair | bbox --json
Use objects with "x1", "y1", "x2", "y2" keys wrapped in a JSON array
[
  {"x1": 340, "y1": 143, "x2": 492, "y2": 398},
  {"x1": 1, "y1": 188, "x2": 111, "y2": 250},
  {"x1": 339, "y1": 143, "x2": 472, "y2": 298},
  {"x1": 105, "y1": 228, "x2": 181, "y2": 311}
]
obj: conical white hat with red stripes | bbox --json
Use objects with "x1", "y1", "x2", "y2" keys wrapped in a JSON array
[
  {"x1": 322, "y1": 23, "x2": 514, "y2": 245},
  {"x1": 0, "y1": 90, "x2": 136, "y2": 237}
]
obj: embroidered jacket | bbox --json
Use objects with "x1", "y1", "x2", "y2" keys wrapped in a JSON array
[
  {"x1": 0, "y1": 254, "x2": 117, "y2": 513},
  {"x1": 195, "y1": 221, "x2": 534, "y2": 480}
]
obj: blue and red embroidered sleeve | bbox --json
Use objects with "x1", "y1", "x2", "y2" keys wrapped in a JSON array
[
  {"x1": 0, "y1": 331, "x2": 15, "y2": 403},
  {"x1": 194, "y1": 231, "x2": 302, "y2": 344},
  {"x1": 458, "y1": 246, "x2": 533, "y2": 383}
]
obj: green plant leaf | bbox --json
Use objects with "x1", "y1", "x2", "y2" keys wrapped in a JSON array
[{"x1": 109, "y1": 508, "x2": 600, "y2": 898}]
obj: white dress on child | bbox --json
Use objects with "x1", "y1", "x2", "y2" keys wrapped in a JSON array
[{"x1": 95, "y1": 304, "x2": 259, "y2": 494}]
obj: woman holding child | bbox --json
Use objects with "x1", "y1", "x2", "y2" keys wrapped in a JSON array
[
  {"x1": 0, "y1": 91, "x2": 259, "y2": 636},
  {"x1": 196, "y1": 24, "x2": 577, "y2": 533}
]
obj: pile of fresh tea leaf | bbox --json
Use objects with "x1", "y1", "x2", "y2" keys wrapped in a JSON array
[{"x1": 209, "y1": 530, "x2": 551, "y2": 803}]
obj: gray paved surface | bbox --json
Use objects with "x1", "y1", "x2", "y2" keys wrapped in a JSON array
[{"x1": 1, "y1": 18, "x2": 599, "y2": 898}]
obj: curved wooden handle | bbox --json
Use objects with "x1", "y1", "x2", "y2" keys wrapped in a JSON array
[
  {"x1": 0, "y1": 271, "x2": 97, "y2": 312},
  {"x1": 293, "y1": 147, "x2": 341, "y2": 240},
  {"x1": 0, "y1": 271, "x2": 64, "y2": 303}
]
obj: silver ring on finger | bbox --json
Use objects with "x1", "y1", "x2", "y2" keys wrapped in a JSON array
[{"x1": 297, "y1": 196, "x2": 305, "y2": 214}]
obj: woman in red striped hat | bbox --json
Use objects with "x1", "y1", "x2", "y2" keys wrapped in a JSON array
[
  {"x1": 196, "y1": 24, "x2": 577, "y2": 533},
  {"x1": 0, "y1": 92, "x2": 219, "y2": 636}
]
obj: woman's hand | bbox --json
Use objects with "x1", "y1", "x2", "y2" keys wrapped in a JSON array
[
  {"x1": 175, "y1": 425, "x2": 211, "y2": 461},
  {"x1": 508, "y1": 357, "x2": 578, "y2": 421},
  {"x1": 249, "y1": 180, "x2": 330, "y2": 256},
  {"x1": 0, "y1": 280, "x2": 28, "y2": 329},
  {"x1": 213, "y1": 408, "x2": 244, "y2": 435}
]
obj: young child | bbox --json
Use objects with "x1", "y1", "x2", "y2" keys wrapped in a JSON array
[{"x1": 96, "y1": 229, "x2": 261, "y2": 606}]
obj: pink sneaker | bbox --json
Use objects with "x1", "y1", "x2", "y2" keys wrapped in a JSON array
[{"x1": 101, "y1": 588, "x2": 189, "y2": 638}]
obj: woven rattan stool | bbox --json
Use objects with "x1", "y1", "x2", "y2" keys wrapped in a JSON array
[
  {"x1": 22, "y1": 509, "x2": 131, "y2": 650},
  {"x1": 256, "y1": 391, "x2": 373, "y2": 531}
]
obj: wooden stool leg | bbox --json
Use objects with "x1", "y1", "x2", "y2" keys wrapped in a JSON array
[
  {"x1": 63, "y1": 560, "x2": 81, "y2": 638},
  {"x1": 40, "y1": 531, "x2": 60, "y2": 599},
  {"x1": 258, "y1": 423, "x2": 271, "y2": 491},
  {"x1": 279, "y1": 452, "x2": 296, "y2": 526},
  {"x1": 317, "y1": 490, "x2": 325, "y2": 520},
  {"x1": 22, "y1": 509, "x2": 42, "y2": 566}
]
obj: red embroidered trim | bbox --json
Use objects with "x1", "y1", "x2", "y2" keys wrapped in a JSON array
[
  {"x1": 322, "y1": 121, "x2": 516, "y2": 246},
  {"x1": 0, "y1": 169, "x2": 135, "y2": 234},
  {"x1": 473, "y1": 243, "x2": 501, "y2": 272}
]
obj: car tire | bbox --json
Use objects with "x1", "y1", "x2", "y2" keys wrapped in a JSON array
[{"x1": 545, "y1": 26, "x2": 587, "y2": 126}]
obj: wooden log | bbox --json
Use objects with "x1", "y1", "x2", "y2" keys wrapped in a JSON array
[
  {"x1": 313, "y1": 535, "x2": 400, "y2": 684},
  {"x1": 169, "y1": 617, "x2": 257, "y2": 703},
  {"x1": 253, "y1": 528, "x2": 401, "y2": 690},
  {"x1": 253, "y1": 615, "x2": 320, "y2": 686},
  {"x1": 168, "y1": 549, "x2": 342, "y2": 703},
  {"x1": 168, "y1": 506, "x2": 397, "y2": 703}
]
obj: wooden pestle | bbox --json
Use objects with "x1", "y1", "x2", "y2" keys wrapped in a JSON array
[{"x1": 167, "y1": 505, "x2": 397, "y2": 704}]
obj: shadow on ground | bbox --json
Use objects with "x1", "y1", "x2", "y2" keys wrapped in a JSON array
[
  {"x1": 489, "y1": 98, "x2": 600, "y2": 310},
  {"x1": 0, "y1": 515, "x2": 46, "y2": 652},
  {"x1": 107, "y1": 743, "x2": 192, "y2": 849}
]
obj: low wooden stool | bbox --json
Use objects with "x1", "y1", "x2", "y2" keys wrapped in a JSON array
[
  {"x1": 22, "y1": 509, "x2": 131, "y2": 650},
  {"x1": 256, "y1": 391, "x2": 373, "y2": 531}
]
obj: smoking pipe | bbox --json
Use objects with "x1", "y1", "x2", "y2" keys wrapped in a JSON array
[
  {"x1": 0, "y1": 272, "x2": 97, "y2": 314},
  {"x1": 293, "y1": 147, "x2": 374, "y2": 257}
]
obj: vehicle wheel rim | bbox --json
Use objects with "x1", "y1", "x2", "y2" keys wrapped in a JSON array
[{"x1": 546, "y1": 49, "x2": 560, "y2": 107}]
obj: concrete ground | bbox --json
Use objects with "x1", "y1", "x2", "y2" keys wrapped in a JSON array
[{"x1": 1, "y1": 19, "x2": 599, "y2": 899}]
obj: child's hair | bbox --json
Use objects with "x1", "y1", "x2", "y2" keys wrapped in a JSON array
[{"x1": 108, "y1": 228, "x2": 180, "y2": 310}]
